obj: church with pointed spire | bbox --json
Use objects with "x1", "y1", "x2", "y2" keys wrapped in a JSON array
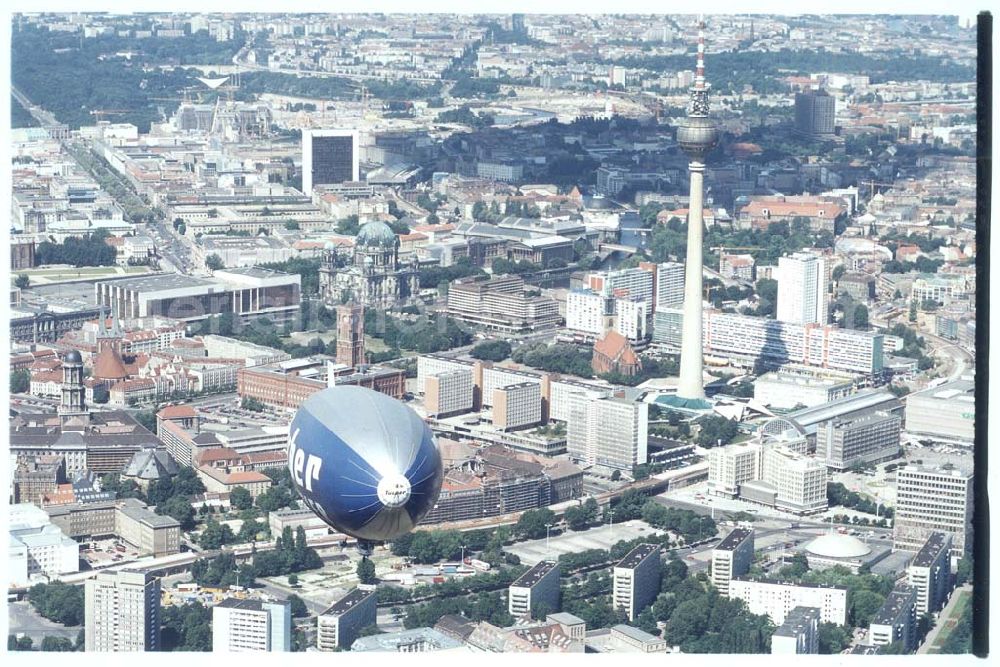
[{"x1": 93, "y1": 306, "x2": 129, "y2": 383}]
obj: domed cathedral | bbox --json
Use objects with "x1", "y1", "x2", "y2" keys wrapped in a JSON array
[{"x1": 319, "y1": 220, "x2": 419, "y2": 308}]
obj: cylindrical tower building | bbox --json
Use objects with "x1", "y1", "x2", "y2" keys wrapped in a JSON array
[{"x1": 675, "y1": 18, "x2": 719, "y2": 401}]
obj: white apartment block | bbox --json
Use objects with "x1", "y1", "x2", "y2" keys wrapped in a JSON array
[
  {"x1": 777, "y1": 252, "x2": 829, "y2": 325},
  {"x1": 566, "y1": 289, "x2": 610, "y2": 336},
  {"x1": 703, "y1": 310, "x2": 884, "y2": 374},
  {"x1": 587, "y1": 267, "x2": 655, "y2": 304},
  {"x1": 425, "y1": 368, "x2": 474, "y2": 417},
  {"x1": 894, "y1": 464, "x2": 973, "y2": 557},
  {"x1": 212, "y1": 599, "x2": 291, "y2": 652},
  {"x1": 707, "y1": 442, "x2": 762, "y2": 497},
  {"x1": 476, "y1": 160, "x2": 523, "y2": 182},
  {"x1": 728, "y1": 579, "x2": 848, "y2": 626},
  {"x1": 907, "y1": 532, "x2": 952, "y2": 616},
  {"x1": 615, "y1": 298, "x2": 649, "y2": 341},
  {"x1": 481, "y1": 366, "x2": 541, "y2": 408},
  {"x1": 547, "y1": 379, "x2": 611, "y2": 422},
  {"x1": 711, "y1": 527, "x2": 754, "y2": 596},
  {"x1": 416, "y1": 354, "x2": 470, "y2": 394},
  {"x1": 567, "y1": 394, "x2": 648, "y2": 471},
  {"x1": 316, "y1": 589, "x2": 378, "y2": 651},
  {"x1": 654, "y1": 261, "x2": 685, "y2": 310},
  {"x1": 85, "y1": 570, "x2": 161, "y2": 652},
  {"x1": 493, "y1": 382, "x2": 542, "y2": 430}
]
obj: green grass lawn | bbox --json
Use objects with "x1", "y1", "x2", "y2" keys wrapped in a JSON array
[{"x1": 929, "y1": 589, "x2": 972, "y2": 652}]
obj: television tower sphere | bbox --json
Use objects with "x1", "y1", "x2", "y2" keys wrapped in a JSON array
[{"x1": 287, "y1": 386, "x2": 443, "y2": 543}]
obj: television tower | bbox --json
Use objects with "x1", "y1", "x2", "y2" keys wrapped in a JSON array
[{"x1": 675, "y1": 17, "x2": 719, "y2": 400}]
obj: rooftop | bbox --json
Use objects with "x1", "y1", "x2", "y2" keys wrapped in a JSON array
[
  {"x1": 911, "y1": 532, "x2": 951, "y2": 568},
  {"x1": 805, "y1": 533, "x2": 873, "y2": 560},
  {"x1": 615, "y1": 543, "x2": 660, "y2": 570},
  {"x1": 774, "y1": 606, "x2": 821, "y2": 638},
  {"x1": 323, "y1": 587, "x2": 376, "y2": 616},
  {"x1": 872, "y1": 585, "x2": 917, "y2": 626},
  {"x1": 511, "y1": 560, "x2": 559, "y2": 588},
  {"x1": 98, "y1": 273, "x2": 215, "y2": 293},
  {"x1": 716, "y1": 527, "x2": 754, "y2": 552}
]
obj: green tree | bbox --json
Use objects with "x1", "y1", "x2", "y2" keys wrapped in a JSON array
[
  {"x1": 40, "y1": 636, "x2": 75, "y2": 651},
  {"x1": 159, "y1": 495, "x2": 195, "y2": 530},
  {"x1": 357, "y1": 558, "x2": 377, "y2": 584},
  {"x1": 288, "y1": 594, "x2": 309, "y2": 618},
  {"x1": 15, "y1": 274, "x2": 30, "y2": 289},
  {"x1": 230, "y1": 486, "x2": 254, "y2": 511},
  {"x1": 817, "y1": 622, "x2": 851, "y2": 654},
  {"x1": 198, "y1": 518, "x2": 235, "y2": 549},
  {"x1": 28, "y1": 582, "x2": 85, "y2": 626},
  {"x1": 287, "y1": 573, "x2": 299, "y2": 587},
  {"x1": 11, "y1": 369, "x2": 31, "y2": 394},
  {"x1": 515, "y1": 508, "x2": 556, "y2": 540},
  {"x1": 470, "y1": 339, "x2": 512, "y2": 362},
  {"x1": 10, "y1": 635, "x2": 33, "y2": 651},
  {"x1": 205, "y1": 253, "x2": 225, "y2": 271}
]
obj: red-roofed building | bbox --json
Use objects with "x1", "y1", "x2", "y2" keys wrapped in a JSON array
[
  {"x1": 592, "y1": 330, "x2": 642, "y2": 377},
  {"x1": 194, "y1": 446, "x2": 273, "y2": 497},
  {"x1": 738, "y1": 195, "x2": 846, "y2": 234}
]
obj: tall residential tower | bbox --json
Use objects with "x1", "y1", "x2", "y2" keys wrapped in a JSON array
[{"x1": 675, "y1": 19, "x2": 719, "y2": 400}]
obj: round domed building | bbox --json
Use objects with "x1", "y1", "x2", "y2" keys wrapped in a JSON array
[
  {"x1": 320, "y1": 220, "x2": 419, "y2": 308},
  {"x1": 802, "y1": 532, "x2": 876, "y2": 573}
]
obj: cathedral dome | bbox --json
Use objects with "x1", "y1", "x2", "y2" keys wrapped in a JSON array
[
  {"x1": 356, "y1": 220, "x2": 398, "y2": 249},
  {"x1": 64, "y1": 350, "x2": 83, "y2": 364}
]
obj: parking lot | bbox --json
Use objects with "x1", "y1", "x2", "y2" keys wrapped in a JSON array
[
  {"x1": 81, "y1": 537, "x2": 140, "y2": 568},
  {"x1": 506, "y1": 520, "x2": 665, "y2": 565}
]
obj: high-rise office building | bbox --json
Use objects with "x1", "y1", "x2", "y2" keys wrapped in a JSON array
[
  {"x1": 316, "y1": 588, "x2": 378, "y2": 651},
  {"x1": 711, "y1": 527, "x2": 754, "y2": 595},
  {"x1": 675, "y1": 19, "x2": 718, "y2": 400},
  {"x1": 302, "y1": 129, "x2": 360, "y2": 196},
  {"x1": 508, "y1": 561, "x2": 560, "y2": 618},
  {"x1": 212, "y1": 598, "x2": 291, "y2": 652},
  {"x1": 771, "y1": 606, "x2": 820, "y2": 654},
  {"x1": 907, "y1": 532, "x2": 953, "y2": 615},
  {"x1": 613, "y1": 543, "x2": 662, "y2": 620},
  {"x1": 493, "y1": 382, "x2": 542, "y2": 431},
  {"x1": 567, "y1": 394, "x2": 648, "y2": 471},
  {"x1": 794, "y1": 90, "x2": 836, "y2": 138},
  {"x1": 85, "y1": 569, "x2": 161, "y2": 652},
  {"x1": 894, "y1": 464, "x2": 973, "y2": 557},
  {"x1": 868, "y1": 584, "x2": 917, "y2": 652},
  {"x1": 817, "y1": 411, "x2": 901, "y2": 471},
  {"x1": 777, "y1": 252, "x2": 829, "y2": 325},
  {"x1": 335, "y1": 303, "x2": 365, "y2": 368},
  {"x1": 424, "y1": 368, "x2": 474, "y2": 418}
]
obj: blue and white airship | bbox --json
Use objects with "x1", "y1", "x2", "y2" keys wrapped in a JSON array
[{"x1": 287, "y1": 386, "x2": 443, "y2": 546}]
